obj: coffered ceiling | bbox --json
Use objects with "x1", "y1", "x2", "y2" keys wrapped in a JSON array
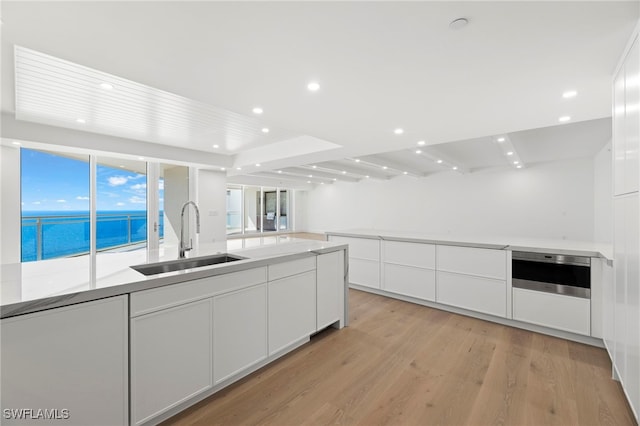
[{"x1": 1, "y1": 1, "x2": 636, "y2": 187}]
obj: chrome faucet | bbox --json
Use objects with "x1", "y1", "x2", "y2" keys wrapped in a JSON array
[{"x1": 179, "y1": 201, "x2": 200, "y2": 259}]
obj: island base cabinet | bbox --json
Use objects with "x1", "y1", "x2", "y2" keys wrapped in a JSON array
[
  {"x1": 513, "y1": 288, "x2": 590, "y2": 336},
  {"x1": 317, "y1": 250, "x2": 345, "y2": 330},
  {"x1": 268, "y1": 271, "x2": 316, "y2": 355},
  {"x1": 383, "y1": 263, "x2": 436, "y2": 301},
  {"x1": 437, "y1": 271, "x2": 506, "y2": 317},
  {"x1": 213, "y1": 284, "x2": 267, "y2": 384},
  {"x1": 131, "y1": 299, "x2": 213, "y2": 426},
  {"x1": 0, "y1": 296, "x2": 128, "y2": 426}
]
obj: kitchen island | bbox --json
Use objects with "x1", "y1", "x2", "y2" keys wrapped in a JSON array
[{"x1": 0, "y1": 238, "x2": 348, "y2": 426}]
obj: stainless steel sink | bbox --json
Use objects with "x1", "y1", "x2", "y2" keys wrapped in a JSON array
[{"x1": 131, "y1": 254, "x2": 246, "y2": 276}]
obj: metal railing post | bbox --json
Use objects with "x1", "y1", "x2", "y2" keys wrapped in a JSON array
[
  {"x1": 127, "y1": 214, "x2": 131, "y2": 244},
  {"x1": 36, "y1": 218, "x2": 42, "y2": 261}
]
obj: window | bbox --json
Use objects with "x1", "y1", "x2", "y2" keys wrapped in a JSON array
[{"x1": 226, "y1": 185, "x2": 293, "y2": 236}]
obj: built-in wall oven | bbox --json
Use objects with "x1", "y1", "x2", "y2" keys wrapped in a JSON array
[{"x1": 512, "y1": 251, "x2": 591, "y2": 299}]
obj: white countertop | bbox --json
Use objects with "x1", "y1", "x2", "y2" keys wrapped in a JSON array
[
  {"x1": 325, "y1": 229, "x2": 613, "y2": 260},
  {"x1": 0, "y1": 236, "x2": 346, "y2": 318}
]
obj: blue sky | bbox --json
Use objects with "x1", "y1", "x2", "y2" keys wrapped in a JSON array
[{"x1": 21, "y1": 148, "x2": 163, "y2": 212}]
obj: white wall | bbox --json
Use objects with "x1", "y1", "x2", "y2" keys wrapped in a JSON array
[
  {"x1": 196, "y1": 169, "x2": 227, "y2": 244},
  {"x1": 163, "y1": 165, "x2": 190, "y2": 246},
  {"x1": 594, "y1": 141, "x2": 613, "y2": 243},
  {"x1": 306, "y1": 158, "x2": 596, "y2": 241}
]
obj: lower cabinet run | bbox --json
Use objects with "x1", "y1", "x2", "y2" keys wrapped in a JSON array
[{"x1": 1, "y1": 296, "x2": 129, "y2": 426}]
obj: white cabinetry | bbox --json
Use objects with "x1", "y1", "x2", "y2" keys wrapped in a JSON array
[
  {"x1": 131, "y1": 298, "x2": 213, "y2": 425},
  {"x1": 436, "y1": 245, "x2": 507, "y2": 317},
  {"x1": 316, "y1": 250, "x2": 345, "y2": 330},
  {"x1": 382, "y1": 240, "x2": 436, "y2": 301},
  {"x1": 612, "y1": 28, "x2": 640, "y2": 423},
  {"x1": 614, "y1": 35, "x2": 640, "y2": 196},
  {"x1": 1, "y1": 296, "x2": 128, "y2": 426},
  {"x1": 268, "y1": 258, "x2": 317, "y2": 355},
  {"x1": 512, "y1": 288, "x2": 590, "y2": 335},
  {"x1": 329, "y1": 235, "x2": 380, "y2": 288},
  {"x1": 213, "y1": 284, "x2": 267, "y2": 384}
]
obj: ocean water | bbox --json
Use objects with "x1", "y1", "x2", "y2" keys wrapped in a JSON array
[{"x1": 21, "y1": 211, "x2": 164, "y2": 262}]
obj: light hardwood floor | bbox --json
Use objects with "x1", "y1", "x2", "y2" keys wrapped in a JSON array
[{"x1": 163, "y1": 289, "x2": 636, "y2": 426}]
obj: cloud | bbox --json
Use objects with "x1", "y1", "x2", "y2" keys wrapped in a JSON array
[
  {"x1": 130, "y1": 183, "x2": 146, "y2": 191},
  {"x1": 76, "y1": 196, "x2": 90, "y2": 200},
  {"x1": 129, "y1": 196, "x2": 146, "y2": 204},
  {"x1": 116, "y1": 202, "x2": 125, "y2": 206},
  {"x1": 108, "y1": 176, "x2": 129, "y2": 186},
  {"x1": 32, "y1": 201, "x2": 41, "y2": 205},
  {"x1": 56, "y1": 199, "x2": 66, "y2": 203}
]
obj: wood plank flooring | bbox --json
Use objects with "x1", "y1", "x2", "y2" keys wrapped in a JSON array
[{"x1": 163, "y1": 289, "x2": 636, "y2": 426}]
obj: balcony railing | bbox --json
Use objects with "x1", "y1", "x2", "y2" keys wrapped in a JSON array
[{"x1": 21, "y1": 212, "x2": 164, "y2": 262}]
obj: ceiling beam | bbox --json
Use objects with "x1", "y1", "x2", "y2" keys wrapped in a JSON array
[
  {"x1": 414, "y1": 146, "x2": 468, "y2": 174},
  {"x1": 493, "y1": 134, "x2": 524, "y2": 169}
]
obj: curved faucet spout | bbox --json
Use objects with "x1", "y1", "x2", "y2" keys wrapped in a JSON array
[{"x1": 179, "y1": 201, "x2": 200, "y2": 259}]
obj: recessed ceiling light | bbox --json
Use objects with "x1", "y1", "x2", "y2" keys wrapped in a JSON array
[
  {"x1": 562, "y1": 90, "x2": 577, "y2": 99},
  {"x1": 236, "y1": 167, "x2": 242, "y2": 170},
  {"x1": 221, "y1": 167, "x2": 226, "y2": 171},
  {"x1": 213, "y1": 144, "x2": 219, "y2": 149},
  {"x1": 307, "y1": 82, "x2": 320, "y2": 92},
  {"x1": 277, "y1": 170, "x2": 283, "y2": 173},
  {"x1": 355, "y1": 159, "x2": 360, "y2": 162},
  {"x1": 516, "y1": 165, "x2": 523, "y2": 169},
  {"x1": 558, "y1": 116, "x2": 571, "y2": 122},
  {"x1": 138, "y1": 157, "x2": 145, "y2": 161},
  {"x1": 513, "y1": 161, "x2": 519, "y2": 165},
  {"x1": 99, "y1": 82, "x2": 114, "y2": 90},
  {"x1": 452, "y1": 166, "x2": 458, "y2": 170},
  {"x1": 321, "y1": 182, "x2": 325, "y2": 185},
  {"x1": 333, "y1": 178, "x2": 337, "y2": 181},
  {"x1": 307, "y1": 180, "x2": 312, "y2": 184},
  {"x1": 403, "y1": 171, "x2": 408, "y2": 175},
  {"x1": 312, "y1": 165, "x2": 317, "y2": 169},
  {"x1": 119, "y1": 165, "x2": 125, "y2": 168},
  {"x1": 497, "y1": 137, "x2": 505, "y2": 142},
  {"x1": 417, "y1": 140, "x2": 426, "y2": 146},
  {"x1": 382, "y1": 166, "x2": 388, "y2": 170},
  {"x1": 365, "y1": 175, "x2": 370, "y2": 178},
  {"x1": 255, "y1": 163, "x2": 261, "y2": 167},
  {"x1": 341, "y1": 171, "x2": 347, "y2": 174},
  {"x1": 449, "y1": 17, "x2": 469, "y2": 30},
  {"x1": 436, "y1": 159, "x2": 443, "y2": 164},
  {"x1": 506, "y1": 151, "x2": 514, "y2": 156},
  {"x1": 261, "y1": 128, "x2": 269, "y2": 133},
  {"x1": 76, "y1": 118, "x2": 85, "y2": 124},
  {"x1": 308, "y1": 175, "x2": 313, "y2": 178},
  {"x1": 252, "y1": 107, "x2": 263, "y2": 115},
  {"x1": 394, "y1": 128, "x2": 404, "y2": 135},
  {"x1": 11, "y1": 141, "x2": 21, "y2": 146},
  {"x1": 415, "y1": 149, "x2": 422, "y2": 154}
]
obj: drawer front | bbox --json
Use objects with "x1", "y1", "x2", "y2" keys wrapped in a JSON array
[
  {"x1": 268, "y1": 256, "x2": 316, "y2": 281},
  {"x1": 330, "y1": 236, "x2": 380, "y2": 260},
  {"x1": 436, "y1": 245, "x2": 506, "y2": 280},
  {"x1": 384, "y1": 263, "x2": 435, "y2": 301},
  {"x1": 383, "y1": 240, "x2": 435, "y2": 269},
  {"x1": 131, "y1": 267, "x2": 267, "y2": 316},
  {"x1": 513, "y1": 288, "x2": 590, "y2": 335},
  {"x1": 437, "y1": 271, "x2": 506, "y2": 317},
  {"x1": 350, "y1": 258, "x2": 380, "y2": 289}
]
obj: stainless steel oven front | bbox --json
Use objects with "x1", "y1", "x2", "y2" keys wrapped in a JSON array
[{"x1": 512, "y1": 251, "x2": 591, "y2": 299}]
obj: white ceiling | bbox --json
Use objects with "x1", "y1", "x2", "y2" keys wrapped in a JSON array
[{"x1": 1, "y1": 1, "x2": 636, "y2": 186}]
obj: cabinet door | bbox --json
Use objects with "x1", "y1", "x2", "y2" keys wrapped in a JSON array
[
  {"x1": 625, "y1": 195, "x2": 639, "y2": 415},
  {"x1": 614, "y1": 60, "x2": 627, "y2": 195},
  {"x1": 384, "y1": 263, "x2": 436, "y2": 301},
  {"x1": 437, "y1": 271, "x2": 506, "y2": 317},
  {"x1": 317, "y1": 250, "x2": 344, "y2": 330},
  {"x1": 350, "y1": 258, "x2": 380, "y2": 288},
  {"x1": 131, "y1": 299, "x2": 213, "y2": 425},
  {"x1": 513, "y1": 288, "x2": 590, "y2": 336},
  {"x1": 268, "y1": 271, "x2": 316, "y2": 355},
  {"x1": 437, "y1": 245, "x2": 506, "y2": 280},
  {"x1": 614, "y1": 197, "x2": 628, "y2": 382},
  {"x1": 625, "y1": 36, "x2": 639, "y2": 194},
  {"x1": 213, "y1": 284, "x2": 267, "y2": 384},
  {"x1": 383, "y1": 240, "x2": 436, "y2": 269},
  {"x1": 1, "y1": 296, "x2": 128, "y2": 426}
]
